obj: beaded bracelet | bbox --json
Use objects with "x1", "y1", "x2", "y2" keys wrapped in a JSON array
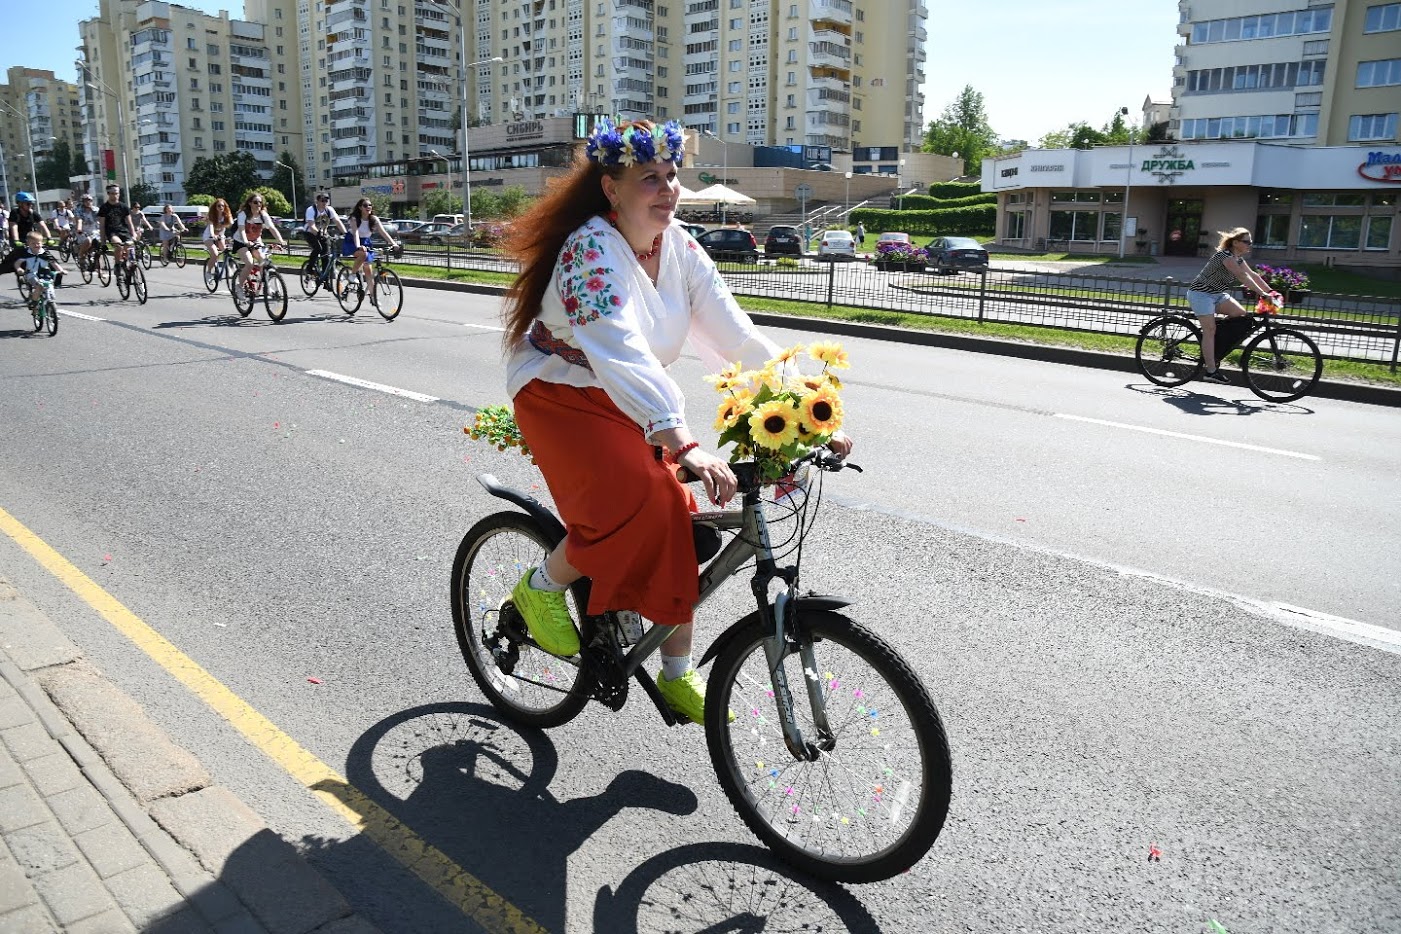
[{"x1": 675, "y1": 441, "x2": 700, "y2": 458}]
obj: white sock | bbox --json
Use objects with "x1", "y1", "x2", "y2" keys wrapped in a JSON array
[
  {"x1": 660, "y1": 653, "x2": 692, "y2": 681},
  {"x1": 529, "y1": 565, "x2": 567, "y2": 592}
]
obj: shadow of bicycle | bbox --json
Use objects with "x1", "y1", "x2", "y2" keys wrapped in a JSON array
[
  {"x1": 333, "y1": 702, "x2": 887, "y2": 933},
  {"x1": 1125, "y1": 382, "x2": 1315, "y2": 417}
]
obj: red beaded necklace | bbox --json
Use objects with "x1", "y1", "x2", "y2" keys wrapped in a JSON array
[{"x1": 606, "y1": 211, "x2": 663, "y2": 262}]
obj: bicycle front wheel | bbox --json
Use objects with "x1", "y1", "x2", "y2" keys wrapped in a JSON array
[
  {"x1": 450, "y1": 511, "x2": 591, "y2": 729},
  {"x1": 706, "y1": 610, "x2": 952, "y2": 883},
  {"x1": 173, "y1": 241, "x2": 187, "y2": 268},
  {"x1": 1241, "y1": 326, "x2": 1323, "y2": 403},
  {"x1": 80, "y1": 254, "x2": 94, "y2": 285},
  {"x1": 96, "y1": 252, "x2": 112, "y2": 287},
  {"x1": 263, "y1": 269, "x2": 288, "y2": 322},
  {"x1": 44, "y1": 299, "x2": 58, "y2": 336},
  {"x1": 232, "y1": 277, "x2": 255, "y2": 317},
  {"x1": 1135, "y1": 315, "x2": 1202, "y2": 387},
  {"x1": 115, "y1": 263, "x2": 131, "y2": 300},
  {"x1": 373, "y1": 268, "x2": 403, "y2": 320},
  {"x1": 139, "y1": 243, "x2": 152, "y2": 270},
  {"x1": 132, "y1": 266, "x2": 148, "y2": 305}
]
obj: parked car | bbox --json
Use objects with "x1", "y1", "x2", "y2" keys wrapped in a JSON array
[
  {"x1": 815, "y1": 229, "x2": 857, "y2": 261},
  {"x1": 382, "y1": 219, "x2": 426, "y2": 236},
  {"x1": 924, "y1": 236, "x2": 990, "y2": 274},
  {"x1": 695, "y1": 228, "x2": 759, "y2": 263},
  {"x1": 763, "y1": 224, "x2": 803, "y2": 256},
  {"x1": 679, "y1": 222, "x2": 707, "y2": 240},
  {"x1": 876, "y1": 232, "x2": 911, "y2": 247},
  {"x1": 399, "y1": 221, "x2": 458, "y2": 245}
]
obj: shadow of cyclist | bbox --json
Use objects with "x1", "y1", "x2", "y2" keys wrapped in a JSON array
[
  {"x1": 1125, "y1": 382, "x2": 1314, "y2": 417},
  {"x1": 336, "y1": 701, "x2": 699, "y2": 933}
]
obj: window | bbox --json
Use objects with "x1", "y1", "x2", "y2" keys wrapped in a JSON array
[
  {"x1": 1005, "y1": 211, "x2": 1025, "y2": 239},
  {"x1": 1365, "y1": 215, "x2": 1393, "y2": 250},
  {"x1": 1299, "y1": 215, "x2": 1362, "y2": 249},
  {"x1": 1304, "y1": 193, "x2": 1367, "y2": 207},
  {"x1": 1357, "y1": 59, "x2": 1401, "y2": 87},
  {"x1": 1349, "y1": 113, "x2": 1399, "y2": 140},
  {"x1": 1365, "y1": 3, "x2": 1401, "y2": 32},
  {"x1": 1254, "y1": 214, "x2": 1290, "y2": 247},
  {"x1": 1048, "y1": 210, "x2": 1099, "y2": 240}
]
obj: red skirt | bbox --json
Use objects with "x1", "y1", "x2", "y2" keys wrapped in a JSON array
[{"x1": 512, "y1": 379, "x2": 699, "y2": 626}]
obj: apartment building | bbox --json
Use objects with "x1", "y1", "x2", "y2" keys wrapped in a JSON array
[
  {"x1": 78, "y1": 0, "x2": 301, "y2": 204},
  {"x1": 1170, "y1": 0, "x2": 1401, "y2": 146},
  {"x1": 0, "y1": 69, "x2": 85, "y2": 203}
]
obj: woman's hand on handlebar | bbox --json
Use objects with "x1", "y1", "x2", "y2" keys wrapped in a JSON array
[
  {"x1": 679, "y1": 446, "x2": 737, "y2": 507},
  {"x1": 827, "y1": 430, "x2": 853, "y2": 459}
]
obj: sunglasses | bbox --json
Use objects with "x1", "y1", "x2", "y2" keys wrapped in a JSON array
[
  {"x1": 316, "y1": 196, "x2": 329, "y2": 202},
  {"x1": 251, "y1": 200, "x2": 264, "y2": 204}
]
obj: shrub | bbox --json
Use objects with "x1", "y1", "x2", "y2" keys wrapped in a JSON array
[
  {"x1": 873, "y1": 241, "x2": 928, "y2": 265},
  {"x1": 186, "y1": 194, "x2": 216, "y2": 207},
  {"x1": 470, "y1": 222, "x2": 509, "y2": 248},
  {"x1": 927, "y1": 181, "x2": 983, "y2": 200},
  {"x1": 1255, "y1": 263, "x2": 1311, "y2": 292},
  {"x1": 850, "y1": 204, "x2": 996, "y2": 239}
]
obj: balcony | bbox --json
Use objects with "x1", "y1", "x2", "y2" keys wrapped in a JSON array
[
  {"x1": 808, "y1": 40, "x2": 850, "y2": 70},
  {"x1": 810, "y1": 0, "x2": 852, "y2": 26},
  {"x1": 1177, "y1": 21, "x2": 1191, "y2": 37}
]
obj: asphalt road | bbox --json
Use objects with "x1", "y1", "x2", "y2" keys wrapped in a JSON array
[{"x1": 1, "y1": 265, "x2": 1398, "y2": 933}]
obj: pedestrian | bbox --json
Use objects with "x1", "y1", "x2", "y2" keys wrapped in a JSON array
[
  {"x1": 497, "y1": 117, "x2": 851, "y2": 724},
  {"x1": 1184, "y1": 227, "x2": 1281, "y2": 384},
  {"x1": 855, "y1": 221, "x2": 866, "y2": 249}
]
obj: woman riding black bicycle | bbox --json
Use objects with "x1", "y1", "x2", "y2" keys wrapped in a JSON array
[
  {"x1": 1185, "y1": 227, "x2": 1281, "y2": 383},
  {"x1": 498, "y1": 118, "x2": 852, "y2": 725}
]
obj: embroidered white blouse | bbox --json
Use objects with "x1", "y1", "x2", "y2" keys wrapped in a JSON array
[{"x1": 506, "y1": 216, "x2": 779, "y2": 441}]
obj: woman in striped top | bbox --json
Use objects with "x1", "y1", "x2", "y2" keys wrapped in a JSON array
[{"x1": 1185, "y1": 227, "x2": 1281, "y2": 384}]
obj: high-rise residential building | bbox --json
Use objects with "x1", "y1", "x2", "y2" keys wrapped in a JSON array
[
  {"x1": 1170, "y1": 0, "x2": 1401, "y2": 146},
  {"x1": 78, "y1": 0, "x2": 302, "y2": 204},
  {"x1": 0, "y1": 69, "x2": 85, "y2": 202}
]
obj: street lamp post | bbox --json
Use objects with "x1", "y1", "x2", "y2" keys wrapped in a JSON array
[
  {"x1": 1118, "y1": 106, "x2": 1132, "y2": 259},
  {"x1": 77, "y1": 61, "x2": 132, "y2": 196},
  {"x1": 275, "y1": 160, "x2": 298, "y2": 219},
  {"x1": 427, "y1": 0, "x2": 500, "y2": 232},
  {"x1": 703, "y1": 129, "x2": 728, "y2": 224},
  {"x1": 844, "y1": 170, "x2": 851, "y2": 218},
  {"x1": 898, "y1": 157, "x2": 906, "y2": 212}
]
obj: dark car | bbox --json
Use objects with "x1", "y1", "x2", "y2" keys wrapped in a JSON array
[
  {"x1": 696, "y1": 228, "x2": 759, "y2": 264},
  {"x1": 763, "y1": 224, "x2": 802, "y2": 256},
  {"x1": 399, "y1": 221, "x2": 458, "y2": 245},
  {"x1": 925, "y1": 236, "x2": 989, "y2": 274},
  {"x1": 679, "y1": 222, "x2": 707, "y2": 240}
]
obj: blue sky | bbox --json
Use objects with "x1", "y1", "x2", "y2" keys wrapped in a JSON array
[{"x1": 12, "y1": 0, "x2": 1180, "y2": 145}]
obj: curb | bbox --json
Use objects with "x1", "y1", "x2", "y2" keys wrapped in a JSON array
[
  {"x1": 0, "y1": 579, "x2": 379, "y2": 934},
  {"x1": 395, "y1": 275, "x2": 1401, "y2": 409}
]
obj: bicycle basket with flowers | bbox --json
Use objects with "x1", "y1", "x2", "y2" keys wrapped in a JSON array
[{"x1": 708, "y1": 341, "x2": 848, "y2": 483}]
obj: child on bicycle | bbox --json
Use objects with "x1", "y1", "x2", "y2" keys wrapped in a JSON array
[
  {"x1": 499, "y1": 119, "x2": 852, "y2": 724},
  {"x1": 18, "y1": 232, "x2": 69, "y2": 309},
  {"x1": 1185, "y1": 227, "x2": 1282, "y2": 384}
]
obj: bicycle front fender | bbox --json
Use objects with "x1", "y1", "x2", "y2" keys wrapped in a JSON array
[
  {"x1": 697, "y1": 594, "x2": 853, "y2": 669},
  {"x1": 474, "y1": 474, "x2": 566, "y2": 544}
]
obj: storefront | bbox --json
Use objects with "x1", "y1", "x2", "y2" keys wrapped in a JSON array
[{"x1": 983, "y1": 142, "x2": 1400, "y2": 269}]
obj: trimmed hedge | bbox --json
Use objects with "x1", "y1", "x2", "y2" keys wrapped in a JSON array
[
  {"x1": 896, "y1": 193, "x2": 996, "y2": 211},
  {"x1": 926, "y1": 181, "x2": 983, "y2": 200},
  {"x1": 849, "y1": 204, "x2": 996, "y2": 238}
]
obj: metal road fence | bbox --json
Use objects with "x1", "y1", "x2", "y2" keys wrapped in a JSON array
[{"x1": 279, "y1": 241, "x2": 1401, "y2": 372}]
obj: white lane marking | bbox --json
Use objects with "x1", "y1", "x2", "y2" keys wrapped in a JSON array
[
  {"x1": 304, "y1": 369, "x2": 438, "y2": 403},
  {"x1": 462, "y1": 322, "x2": 504, "y2": 331},
  {"x1": 1054, "y1": 413, "x2": 1320, "y2": 461},
  {"x1": 58, "y1": 310, "x2": 106, "y2": 322}
]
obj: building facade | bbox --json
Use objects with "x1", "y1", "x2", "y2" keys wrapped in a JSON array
[
  {"x1": 982, "y1": 141, "x2": 1399, "y2": 269},
  {"x1": 1171, "y1": 0, "x2": 1401, "y2": 147},
  {"x1": 0, "y1": 69, "x2": 84, "y2": 204}
]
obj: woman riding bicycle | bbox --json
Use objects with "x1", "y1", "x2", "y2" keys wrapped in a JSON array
[
  {"x1": 342, "y1": 198, "x2": 399, "y2": 296},
  {"x1": 231, "y1": 193, "x2": 286, "y2": 294},
  {"x1": 157, "y1": 204, "x2": 187, "y2": 263},
  {"x1": 499, "y1": 118, "x2": 852, "y2": 724},
  {"x1": 203, "y1": 198, "x2": 233, "y2": 275},
  {"x1": 1185, "y1": 227, "x2": 1282, "y2": 384}
]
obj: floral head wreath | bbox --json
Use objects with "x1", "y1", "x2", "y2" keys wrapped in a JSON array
[{"x1": 585, "y1": 118, "x2": 685, "y2": 168}]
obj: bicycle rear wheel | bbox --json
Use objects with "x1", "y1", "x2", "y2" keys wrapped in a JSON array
[
  {"x1": 299, "y1": 258, "x2": 321, "y2": 297},
  {"x1": 450, "y1": 511, "x2": 591, "y2": 729},
  {"x1": 1135, "y1": 315, "x2": 1202, "y2": 387},
  {"x1": 1241, "y1": 326, "x2": 1323, "y2": 403},
  {"x1": 373, "y1": 268, "x2": 403, "y2": 320},
  {"x1": 336, "y1": 266, "x2": 364, "y2": 315},
  {"x1": 263, "y1": 269, "x2": 288, "y2": 322},
  {"x1": 132, "y1": 266, "x2": 148, "y2": 305},
  {"x1": 17, "y1": 277, "x2": 32, "y2": 304},
  {"x1": 706, "y1": 610, "x2": 952, "y2": 883}
]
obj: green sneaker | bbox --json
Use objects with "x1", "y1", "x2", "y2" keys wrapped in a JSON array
[
  {"x1": 656, "y1": 669, "x2": 708, "y2": 725},
  {"x1": 510, "y1": 569, "x2": 580, "y2": 657}
]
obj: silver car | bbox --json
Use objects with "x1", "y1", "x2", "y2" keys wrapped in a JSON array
[{"x1": 816, "y1": 229, "x2": 857, "y2": 261}]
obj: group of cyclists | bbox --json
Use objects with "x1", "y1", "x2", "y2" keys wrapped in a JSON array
[{"x1": 7, "y1": 185, "x2": 401, "y2": 314}]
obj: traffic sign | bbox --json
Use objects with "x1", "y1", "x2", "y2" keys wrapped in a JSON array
[{"x1": 794, "y1": 183, "x2": 813, "y2": 201}]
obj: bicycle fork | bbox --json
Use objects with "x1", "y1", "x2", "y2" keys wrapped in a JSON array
[{"x1": 763, "y1": 589, "x2": 835, "y2": 761}]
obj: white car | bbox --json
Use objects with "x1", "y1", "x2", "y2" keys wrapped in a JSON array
[{"x1": 816, "y1": 230, "x2": 857, "y2": 261}]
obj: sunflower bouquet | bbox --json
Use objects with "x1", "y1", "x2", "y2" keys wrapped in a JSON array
[
  {"x1": 707, "y1": 341, "x2": 848, "y2": 483},
  {"x1": 465, "y1": 404, "x2": 534, "y2": 461}
]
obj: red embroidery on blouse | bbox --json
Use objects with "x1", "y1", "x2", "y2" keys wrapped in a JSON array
[{"x1": 527, "y1": 320, "x2": 592, "y2": 370}]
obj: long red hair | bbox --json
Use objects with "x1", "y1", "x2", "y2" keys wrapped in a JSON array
[{"x1": 501, "y1": 146, "x2": 629, "y2": 347}]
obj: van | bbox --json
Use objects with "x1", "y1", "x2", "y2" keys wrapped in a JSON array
[
  {"x1": 141, "y1": 205, "x2": 209, "y2": 226},
  {"x1": 431, "y1": 213, "x2": 464, "y2": 226}
]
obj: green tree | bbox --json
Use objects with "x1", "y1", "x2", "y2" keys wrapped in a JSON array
[
  {"x1": 185, "y1": 151, "x2": 260, "y2": 206},
  {"x1": 421, "y1": 188, "x2": 462, "y2": 217},
  {"x1": 37, "y1": 139, "x2": 76, "y2": 190},
  {"x1": 366, "y1": 193, "x2": 392, "y2": 217},
  {"x1": 494, "y1": 185, "x2": 531, "y2": 219},
  {"x1": 185, "y1": 193, "x2": 216, "y2": 206},
  {"x1": 128, "y1": 181, "x2": 159, "y2": 208},
  {"x1": 71, "y1": 146, "x2": 87, "y2": 177},
  {"x1": 240, "y1": 185, "x2": 290, "y2": 216},
  {"x1": 270, "y1": 151, "x2": 305, "y2": 212},
  {"x1": 1038, "y1": 121, "x2": 1108, "y2": 150},
  {"x1": 921, "y1": 85, "x2": 999, "y2": 176}
]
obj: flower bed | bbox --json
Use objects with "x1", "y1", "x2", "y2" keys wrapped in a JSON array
[{"x1": 871, "y1": 241, "x2": 929, "y2": 271}]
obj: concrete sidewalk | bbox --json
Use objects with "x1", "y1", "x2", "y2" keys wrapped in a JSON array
[{"x1": 0, "y1": 579, "x2": 379, "y2": 934}]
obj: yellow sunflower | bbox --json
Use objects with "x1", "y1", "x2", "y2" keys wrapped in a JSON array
[
  {"x1": 704, "y1": 361, "x2": 745, "y2": 389},
  {"x1": 748, "y1": 400, "x2": 801, "y2": 450},
  {"x1": 808, "y1": 341, "x2": 851, "y2": 370},
  {"x1": 714, "y1": 393, "x2": 755, "y2": 431},
  {"x1": 799, "y1": 386, "x2": 844, "y2": 436},
  {"x1": 753, "y1": 366, "x2": 784, "y2": 392},
  {"x1": 788, "y1": 372, "x2": 836, "y2": 394},
  {"x1": 773, "y1": 344, "x2": 806, "y2": 366}
]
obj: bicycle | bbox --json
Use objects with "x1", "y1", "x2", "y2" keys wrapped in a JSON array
[
  {"x1": 158, "y1": 237, "x2": 187, "y2": 268},
  {"x1": 134, "y1": 237, "x2": 153, "y2": 270},
  {"x1": 450, "y1": 449, "x2": 953, "y2": 883},
  {"x1": 203, "y1": 246, "x2": 239, "y2": 294},
  {"x1": 231, "y1": 246, "x2": 289, "y2": 322},
  {"x1": 334, "y1": 244, "x2": 403, "y2": 320},
  {"x1": 113, "y1": 245, "x2": 148, "y2": 305},
  {"x1": 298, "y1": 245, "x2": 352, "y2": 298},
  {"x1": 27, "y1": 269, "x2": 59, "y2": 336},
  {"x1": 1135, "y1": 302, "x2": 1324, "y2": 404}
]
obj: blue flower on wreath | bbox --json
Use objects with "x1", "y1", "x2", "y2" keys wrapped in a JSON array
[{"x1": 586, "y1": 118, "x2": 685, "y2": 167}]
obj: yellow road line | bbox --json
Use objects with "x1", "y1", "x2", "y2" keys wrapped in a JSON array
[{"x1": 0, "y1": 505, "x2": 544, "y2": 934}]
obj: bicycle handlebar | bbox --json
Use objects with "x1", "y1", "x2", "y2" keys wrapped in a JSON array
[{"x1": 674, "y1": 446, "x2": 859, "y2": 491}]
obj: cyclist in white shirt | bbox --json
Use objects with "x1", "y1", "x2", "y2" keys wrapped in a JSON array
[
  {"x1": 157, "y1": 204, "x2": 187, "y2": 264},
  {"x1": 51, "y1": 201, "x2": 76, "y2": 252},
  {"x1": 231, "y1": 193, "x2": 287, "y2": 292},
  {"x1": 302, "y1": 193, "x2": 346, "y2": 278},
  {"x1": 342, "y1": 197, "x2": 400, "y2": 296}
]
